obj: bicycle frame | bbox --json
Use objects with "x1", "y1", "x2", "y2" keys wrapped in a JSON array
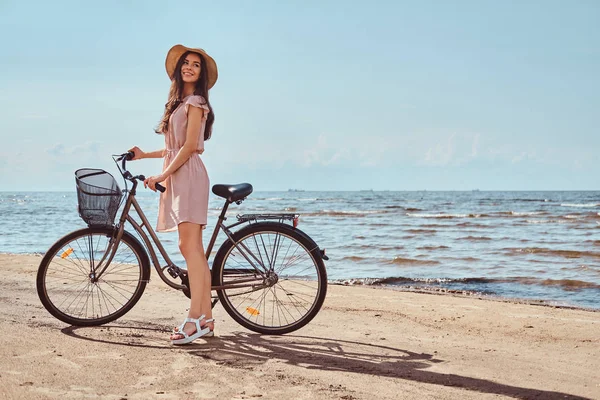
[{"x1": 92, "y1": 163, "x2": 300, "y2": 294}]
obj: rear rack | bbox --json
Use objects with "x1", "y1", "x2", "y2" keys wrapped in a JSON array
[
  {"x1": 237, "y1": 213, "x2": 300, "y2": 227},
  {"x1": 237, "y1": 213, "x2": 299, "y2": 223}
]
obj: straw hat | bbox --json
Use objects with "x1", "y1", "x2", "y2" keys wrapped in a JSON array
[{"x1": 165, "y1": 44, "x2": 218, "y2": 88}]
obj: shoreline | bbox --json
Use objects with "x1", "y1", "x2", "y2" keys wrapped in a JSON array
[
  {"x1": 1, "y1": 253, "x2": 599, "y2": 399},
  {"x1": 332, "y1": 281, "x2": 600, "y2": 313},
  {"x1": 4, "y1": 251, "x2": 598, "y2": 313}
]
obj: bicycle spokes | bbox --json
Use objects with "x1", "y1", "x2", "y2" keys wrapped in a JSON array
[
  {"x1": 41, "y1": 231, "x2": 144, "y2": 321},
  {"x1": 218, "y1": 229, "x2": 324, "y2": 331}
]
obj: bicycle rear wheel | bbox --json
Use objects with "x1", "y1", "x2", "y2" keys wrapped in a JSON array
[
  {"x1": 36, "y1": 227, "x2": 150, "y2": 326},
  {"x1": 212, "y1": 222, "x2": 327, "y2": 335}
]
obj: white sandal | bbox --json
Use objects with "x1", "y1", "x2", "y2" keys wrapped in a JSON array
[{"x1": 171, "y1": 315, "x2": 214, "y2": 345}]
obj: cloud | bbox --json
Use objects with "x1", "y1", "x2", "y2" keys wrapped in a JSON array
[
  {"x1": 1, "y1": 140, "x2": 114, "y2": 190},
  {"x1": 46, "y1": 143, "x2": 65, "y2": 155},
  {"x1": 46, "y1": 141, "x2": 102, "y2": 157},
  {"x1": 302, "y1": 135, "x2": 350, "y2": 167},
  {"x1": 218, "y1": 133, "x2": 389, "y2": 170},
  {"x1": 511, "y1": 151, "x2": 538, "y2": 164},
  {"x1": 423, "y1": 133, "x2": 457, "y2": 166},
  {"x1": 213, "y1": 130, "x2": 597, "y2": 178},
  {"x1": 421, "y1": 133, "x2": 486, "y2": 166}
]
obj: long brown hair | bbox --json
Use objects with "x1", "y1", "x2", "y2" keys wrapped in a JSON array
[{"x1": 155, "y1": 51, "x2": 215, "y2": 140}]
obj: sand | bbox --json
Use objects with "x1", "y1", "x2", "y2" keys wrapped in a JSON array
[{"x1": 0, "y1": 253, "x2": 598, "y2": 400}]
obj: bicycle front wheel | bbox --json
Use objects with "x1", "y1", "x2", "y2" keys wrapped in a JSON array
[
  {"x1": 212, "y1": 222, "x2": 327, "y2": 335},
  {"x1": 36, "y1": 227, "x2": 150, "y2": 326}
]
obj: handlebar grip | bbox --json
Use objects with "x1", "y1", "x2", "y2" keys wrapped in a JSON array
[
  {"x1": 138, "y1": 174, "x2": 165, "y2": 192},
  {"x1": 126, "y1": 151, "x2": 135, "y2": 161}
]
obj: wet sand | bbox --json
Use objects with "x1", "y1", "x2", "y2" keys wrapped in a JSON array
[{"x1": 0, "y1": 253, "x2": 598, "y2": 399}]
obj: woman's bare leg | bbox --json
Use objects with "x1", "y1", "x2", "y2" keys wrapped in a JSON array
[{"x1": 171, "y1": 222, "x2": 213, "y2": 339}]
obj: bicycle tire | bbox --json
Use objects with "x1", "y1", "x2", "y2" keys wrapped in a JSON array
[
  {"x1": 36, "y1": 227, "x2": 150, "y2": 326},
  {"x1": 212, "y1": 222, "x2": 327, "y2": 335}
]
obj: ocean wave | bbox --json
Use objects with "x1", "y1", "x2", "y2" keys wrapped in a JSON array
[
  {"x1": 417, "y1": 245, "x2": 450, "y2": 250},
  {"x1": 330, "y1": 276, "x2": 600, "y2": 291},
  {"x1": 406, "y1": 229, "x2": 437, "y2": 234},
  {"x1": 437, "y1": 256, "x2": 482, "y2": 262},
  {"x1": 496, "y1": 211, "x2": 546, "y2": 217},
  {"x1": 457, "y1": 236, "x2": 492, "y2": 241},
  {"x1": 563, "y1": 213, "x2": 598, "y2": 222},
  {"x1": 479, "y1": 198, "x2": 551, "y2": 203},
  {"x1": 538, "y1": 279, "x2": 600, "y2": 290},
  {"x1": 357, "y1": 244, "x2": 405, "y2": 251},
  {"x1": 8, "y1": 199, "x2": 30, "y2": 204},
  {"x1": 455, "y1": 222, "x2": 488, "y2": 228},
  {"x1": 303, "y1": 209, "x2": 386, "y2": 217},
  {"x1": 494, "y1": 277, "x2": 600, "y2": 290},
  {"x1": 525, "y1": 219, "x2": 563, "y2": 224},
  {"x1": 560, "y1": 203, "x2": 600, "y2": 208},
  {"x1": 406, "y1": 213, "x2": 481, "y2": 219},
  {"x1": 253, "y1": 197, "x2": 284, "y2": 201},
  {"x1": 503, "y1": 247, "x2": 600, "y2": 259},
  {"x1": 380, "y1": 245, "x2": 406, "y2": 251},
  {"x1": 516, "y1": 198, "x2": 550, "y2": 202},
  {"x1": 341, "y1": 256, "x2": 369, "y2": 262},
  {"x1": 331, "y1": 276, "x2": 494, "y2": 286},
  {"x1": 388, "y1": 257, "x2": 440, "y2": 265},
  {"x1": 330, "y1": 276, "x2": 453, "y2": 286}
]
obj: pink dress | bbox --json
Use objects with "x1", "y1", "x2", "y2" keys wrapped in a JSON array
[{"x1": 156, "y1": 95, "x2": 210, "y2": 232}]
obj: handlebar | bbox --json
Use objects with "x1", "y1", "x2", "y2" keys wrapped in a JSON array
[{"x1": 115, "y1": 151, "x2": 166, "y2": 193}]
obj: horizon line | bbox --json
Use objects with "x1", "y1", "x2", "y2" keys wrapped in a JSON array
[{"x1": 2, "y1": 189, "x2": 600, "y2": 193}]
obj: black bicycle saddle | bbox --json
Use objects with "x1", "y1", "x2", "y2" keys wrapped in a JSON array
[{"x1": 212, "y1": 183, "x2": 253, "y2": 203}]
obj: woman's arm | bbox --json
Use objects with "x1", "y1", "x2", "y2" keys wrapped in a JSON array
[
  {"x1": 143, "y1": 149, "x2": 166, "y2": 159},
  {"x1": 160, "y1": 106, "x2": 203, "y2": 178},
  {"x1": 129, "y1": 146, "x2": 165, "y2": 160},
  {"x1": 143, "y1": 106, "x2": 203, "y2": 191}
]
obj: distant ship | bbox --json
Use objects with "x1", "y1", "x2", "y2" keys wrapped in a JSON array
[{"x1": 288, "y1": 189, "x2": 305, "y2": 192}]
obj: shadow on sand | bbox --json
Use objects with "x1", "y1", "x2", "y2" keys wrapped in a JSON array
[{"x1": 61, "y1": 324, "x2": 591, "y2": 400}]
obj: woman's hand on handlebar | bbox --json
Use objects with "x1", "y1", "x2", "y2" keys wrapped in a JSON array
[
  {"x1": 128, "y1": 146, "x2": 145, "y2": 160},
  {"x1": 144, "y1": 174, "x2": 166, "y2": 192}
]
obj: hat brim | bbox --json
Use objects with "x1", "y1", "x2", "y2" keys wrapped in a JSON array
[{"x1": 165, "y1": 44, "x2": 218, "y2": 89}]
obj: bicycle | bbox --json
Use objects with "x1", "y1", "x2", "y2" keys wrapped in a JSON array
[{"x1": 36, "y1": 152, "x2": 328, "y2": 335}]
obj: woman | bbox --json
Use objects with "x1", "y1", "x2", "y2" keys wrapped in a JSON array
[{"x1": 129, "y1": 44, "x2": 218, "y2": 345}]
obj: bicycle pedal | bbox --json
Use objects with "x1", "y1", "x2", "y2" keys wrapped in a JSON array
[{"x1": 167, "y1": 265, "x2": 182, "y2": 278}]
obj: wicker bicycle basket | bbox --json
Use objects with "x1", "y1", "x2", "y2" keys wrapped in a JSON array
[{"x1": 75, "y1": 168, "x2": 123, "y2": 226}]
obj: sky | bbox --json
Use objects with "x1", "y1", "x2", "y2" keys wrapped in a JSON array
[{"x1": 0, "y1": 0, "x2": 599, "y2": 191}]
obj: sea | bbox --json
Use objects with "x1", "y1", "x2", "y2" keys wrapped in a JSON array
[{"x1": 1, "y1": 190, "x2": 599, "y2": 310}]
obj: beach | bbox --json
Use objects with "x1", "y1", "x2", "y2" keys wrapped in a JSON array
[{"x1": 0, "y1": 253, "x2": 598, "y2": 400}]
